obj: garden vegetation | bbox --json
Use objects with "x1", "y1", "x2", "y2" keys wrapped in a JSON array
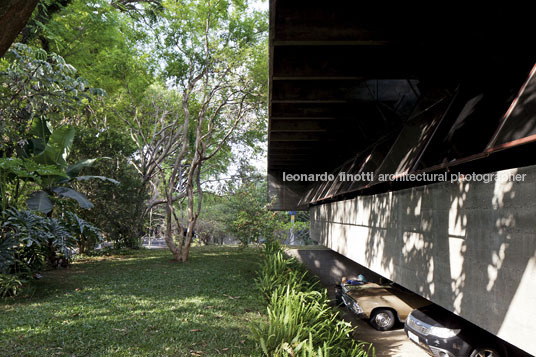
[{"x1": 250, "y1": 240, "x2": 374, "y2": 357}]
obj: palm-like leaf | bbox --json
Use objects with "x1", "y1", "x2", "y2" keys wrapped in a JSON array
[
  {"x1": 26, "y1": 191, "x2": 54, "y2": 213},
  {"x1": 76, "y1": 175, "x2": 119, "y2": 184},
  {"x1": 66, "y1": 158, "x2": 98, "y2": 178},
  {"x1": 33, "y1": 126, "x2": 75, "y2": 167},
  {"x1": 52, "y1": 187, "x2": 94, "y2": 209}
]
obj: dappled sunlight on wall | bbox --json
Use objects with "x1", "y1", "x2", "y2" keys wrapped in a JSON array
[
  {"x1": 497, "y1": 254, "x2": 536, "y2": 348},
  {"x1": 311, "y1": 165, "x2": 536, "y2": 355}
]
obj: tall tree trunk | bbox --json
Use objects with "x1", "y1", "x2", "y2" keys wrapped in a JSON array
[{"x1": 0, "y1": 0, "x2": 39, "y2": 58}]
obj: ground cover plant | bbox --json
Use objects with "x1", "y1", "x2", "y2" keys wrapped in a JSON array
[
  {"x1": 250, "y1": 241, "x2": 374, "y2": 357},
  {"x1": 0, "y1": 247, "x2": 264, "y2": 356}
]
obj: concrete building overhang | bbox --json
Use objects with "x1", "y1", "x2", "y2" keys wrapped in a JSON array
[{"x1": 268, "y1": 1, "x2": 536, "y2": 210}]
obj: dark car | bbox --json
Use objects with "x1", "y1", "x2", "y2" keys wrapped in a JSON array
[{"x1": 405, "y1": 304, "x2": 508, "y2": 357}]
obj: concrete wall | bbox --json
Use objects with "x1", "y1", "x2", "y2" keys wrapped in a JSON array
[{"x1": 311, "y1": 165, "x2": 536, "y2": 355}]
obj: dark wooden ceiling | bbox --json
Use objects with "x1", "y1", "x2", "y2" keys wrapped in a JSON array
[{"x1": 267, "y1": 1, "x2": 535, "y2": 175}]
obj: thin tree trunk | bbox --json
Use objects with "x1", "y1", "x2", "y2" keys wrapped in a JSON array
[
  {"x1": 164, "y1": 205, "x2": 181, "y2": 261},
  {"x1": 182, "y1": 164, "x2": 203, "y2": 262}
]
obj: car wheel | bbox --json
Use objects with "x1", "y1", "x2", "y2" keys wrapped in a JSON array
[
  {"x1": 335, "y1": 292, "x2": 344, "y2": 306},
  {"x1": 334, "y1": 285, "x2": 344, "y2": 306},
  {"x1": 470, "y1": 347, "x2": 502, "y2": 357},
  {"x1": 370, "y1": 309, "x2": 396, "y2": 331}
]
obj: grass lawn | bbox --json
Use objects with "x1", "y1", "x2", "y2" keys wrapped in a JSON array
[{"x1": 0, "y1": 247, "x2": 264, "y2": 356}]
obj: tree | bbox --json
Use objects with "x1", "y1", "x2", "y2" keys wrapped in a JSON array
[
  {"x1": 0, "y1": 41, "x2": 116, "y2": 278},
  {"x1": 153, "y1": 0, "x2": 268, "y2": 261},
  {"x1": 70, "y1": 126, "x2": 147, "y2": 248},
  {"x1": 18, "y1": 0, "x2": 156, "y2": 99},
  {"x1": 0, "y1": 43, "x2": 117, "y2": 214},
  {"x1": 0, "y1": 1, "x2": 39, "y2": 58},
  {"x1": 118, "y1": 86, "x2": 185, "y2": 218},
  {"x1": 0, "y1": 43, "x2": 103, "y2": 157},
  {"x1": 12, "y1": 0, "x2": 161, "y2": 246},
  {"x1": 225, "y1": 174, "x2": 286, "y2": 246}
]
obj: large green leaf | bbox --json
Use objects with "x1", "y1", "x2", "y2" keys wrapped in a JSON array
[
  {"x1": 0, "y1": 158, "x2": 67, "y2": 184},
  {"x1": 52, "y1": 187, "x2": 94, "y2": 209},
  {"x1": 76, "y1": 175, "x2": 120, "y2": 185},
  {"x1": 66, "y1": 158, "x2": 97, "y2": 178},
  {"x1": 0, "y1": 158, "x2": 36, "y2": 180},
  {"x1": 66, "y1": 157, "x2": 113, "y2": 178},
  {"x1": 26, "y1": 191, "x2": 53, "y2": 213},
  {"x1": 29, "y1": 117, "x2": 52, "y2": 155},
  {"x1": 33, "y1": 126, "x2": 75, "y2": 167}
]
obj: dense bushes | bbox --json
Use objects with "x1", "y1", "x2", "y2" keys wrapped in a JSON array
[
  {"x1": 0, "y1": 273, "x2": 24, "y2": 298},
  {"x1": 250, "y1": 241, "x2": 373, "y2": 357},
  {"x1": 0, "y1": 44, "x2": 112, "y2": 296},
  {"x1": 0, "y1": 208, "x2": 101, "y2": 296},
  {"x1": 70, "y1": 127, "x2": 148, "y2": 249},
  {"x1": 255, "y1": 249, "x2": 314, "y2": 300}
]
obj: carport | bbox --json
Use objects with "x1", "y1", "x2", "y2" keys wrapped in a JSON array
[{"x1": 268, "y1": 2, "x2": 536, "y2": 355}]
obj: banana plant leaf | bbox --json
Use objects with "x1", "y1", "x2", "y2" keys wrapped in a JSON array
[
  {"x1": 66, "y1": 158, "x2": 98, "y2": 178},
  {"x1": 26, "y1": 191, "x2": 54, "y2": 213},
  {"x1": 52, "y1": 187, "x2": 94, "y2": 209},
  {"x1": 75, "y1": 175, "x2": 119, "y2": 184},
  {"x1": 29, "y1": 117, "x2": 53, "y2": 155},
  {"x1": 32, "y1": 126, "x2": 75, "y2": 167}
]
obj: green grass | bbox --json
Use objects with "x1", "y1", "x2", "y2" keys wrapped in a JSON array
[{"x1": 0, "y1": 247, "x2": 265, "y2": 356}]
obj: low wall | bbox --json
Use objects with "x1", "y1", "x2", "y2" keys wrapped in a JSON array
[{"x1": 310, "y1": 165, "x2": 536, "y2": 355}]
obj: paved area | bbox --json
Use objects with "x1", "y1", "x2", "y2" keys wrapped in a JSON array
[
  {"x1": 286, "y1": 248, "x2": 428, "y2": 357},
  {"x1": 142, "y1": 237, "x2": 167, "y2": 249}
]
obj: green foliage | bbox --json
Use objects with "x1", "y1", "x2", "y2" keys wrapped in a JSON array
[
  {"x1": 0, "y1": 273, "x2": 25, "y2": 298},
  {"x1": 157, "y1": 0, "x2": 268, "y2": 154},
  {"x1": 252, "y1": 287, "x2": 369, "y2": 357},
  {"x1": 0, "y1": 156, "x2": 66, "y2": 211},
  {"x1": 226, "y1": 179, "x2": 286, "y2": 246},
  {"x1": 197, "y1": 172, "x2": 312, "y2": 247},
  {"x1": 0, "y1": 207, "x2": 100, "y2": 296},
  {"x1": 17, "y1": 123, "x2": 119, "y2": 214},
  {"x1": 255, "y1": 250, "x2": 315, "y2": 300},
  {"x1": 1, "y1": 208, "x2": 55, "y2": 274},
  {"x1": 69, "y1": 126, "x2": 147, "y2": 248},
  {"x1": 29, "y1": 0, "x2": 155, "y2": 98},
  {"x1": 62, "y1": 211, "x2": 102, "y2": 254},
  {"x1": 0, "y1": 41, "x2": 114, "y2": 218},
  {"x1": 249, "y1": 243, "x2": 373, "y2": 357},
  {"x1": 1, "y1": 0, "x2": 157, "y2": 259},
  {"x1": 159, "y1": 0, "x2": 267, "y2": 87},
  {"x1": 1, "y1": 208, "x2": 70, "y2": 276},
  {"x1": 44, "y1": 215, "x2": 76, "y2": 259},
  {"x1": 0, "y1": 43, "x2": 102, "y2": 154}
]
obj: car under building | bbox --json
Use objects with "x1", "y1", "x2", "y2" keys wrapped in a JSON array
[{"x1": 267, "y1": 2, "x2": 536, "y2": 355}]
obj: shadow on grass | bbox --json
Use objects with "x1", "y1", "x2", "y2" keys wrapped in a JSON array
[{"x1": 0, "y1": 246, "x2": 265, "y2": 357}]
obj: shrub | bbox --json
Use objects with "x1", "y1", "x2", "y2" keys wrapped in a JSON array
[
  {"x1": 0, "y1": 273, "x2": 25, "y2": 297},
  {"x1": 0, "y1": 208, "x2": 101, "y2": 296},
  {"x1": 255, "y1": 250, "x2": 315, "y2": 300},
  {"x1": 250, "y1": 242, "x2": 373, "y2": 357},
  {"x1": 62, "y1": 211, "x2": 102, "y2": 254},
  {"x1": 1, "y1": 208, "x2": 56, "y2": 274}
]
